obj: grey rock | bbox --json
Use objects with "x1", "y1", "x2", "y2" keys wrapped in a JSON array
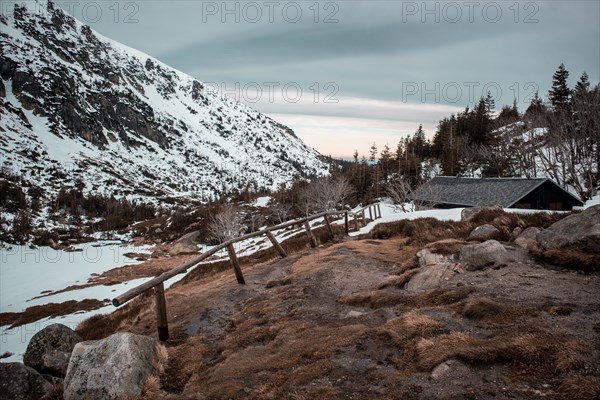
[
  {"x1": 515, "y1": 227, "x2": 541, "y2": 249},
  {"x1": 405, "y1": 250, "x2": 463, "y2": 291},
  {"x1": 536, "y1": 205, "x2": 600, "y2": 252},
  {"x1": 461, "y1": 205, "x2": 503, "y2": 221},
  {"x1": 460, "y1": 240, "x2": 507, "y2": 271},
  {"x1": 63, "y1": 332, "x2": 157, "y2": 400},
  {"x1": 0, "y1": 362, "x2": 53, "y2": 400},
  {"x1": 24, "y1": 323, "x2": 82, "y2": 377},
  {"x1": 468, "y1": 224, "x2": 500, "y2": 241},
  {"x1": 168, "y1": 230, "x2": 200, "y2": 255}
]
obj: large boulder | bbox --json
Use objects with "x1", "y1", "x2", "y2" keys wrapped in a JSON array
[
  {"x1": 24, "y1": 323, "x2": 83, "y2": 377},
  {"x1": 536, "y1": 205, "x2": 600, "y2": 252},
  {"x1": 461, "y1": 205, "x2": 503, "y2": 222},
  {"x1": 460, "y1": 240, "x2": 507, "y2": 271},
  {"x1": 0, "y1": 362, "x2": 53, "y2": 400},
  {"x1": 405, "y1": 249, "x2": 463, "y2": 292},
  {"x1": 63, "y1": 332, "x2": 158, "y2": 400},
  {"x1": 168, "y1": 230, "x2": 200, "y2": 255},
  {"x1": 468, "y1": 224, "x2": 500, "y2": 241}
]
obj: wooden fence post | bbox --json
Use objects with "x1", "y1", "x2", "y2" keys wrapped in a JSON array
[
  {"x1": 344, "y1": 211, "x2": 349, "y2": 235},
  {"x1": 226, "y1": 243, "x2": 245, "y2": 284},
  {"x1": 377, "y1": 204, "x2": 381, "y2": 219},
  {"x1": 154, "y1": 283, "x2": 169, "y2": 342},
  {"x1": 323, "y1": 215, "x2": 334, "y2": 240},
  {"x1": 304, "y1": 221, "x2": 317, "y2": 248},
  {"x1": 354, "y1": 213, "x2": 359, "y2": 231},
  {"x1": 266, "y1": 230, "x2": 287, "y2": 258},
  {"x1": 368, "y1": 206, "x2": 373, "y2": 221},
  {"x1": 362, "y1": 210, "x2": 366, "y2": 225}
]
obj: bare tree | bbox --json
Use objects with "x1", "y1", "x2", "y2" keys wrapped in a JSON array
[
  {"x1": 268, "y1": 202, "x2": 293, "y2": 224},
  {"x1": 386, "y1": 178, "x2": 441, "y2": 212},
  {"x1": 207, "y1": 203, "x2": 245, "y2": 243},
  {"x1": 301, "y1": 176, "x2": 354, "y2": 214},
  {"x1": 385, "y1": 177, "x2": 413, "y2": 212}
]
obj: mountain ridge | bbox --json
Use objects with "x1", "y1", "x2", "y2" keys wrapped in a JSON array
[{"x1": 0, "y1": 0, "x2": 327, "y2": 208}]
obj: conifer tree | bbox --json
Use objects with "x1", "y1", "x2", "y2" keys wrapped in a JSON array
[{"x1": 548, "y1": 63, "x2": 571, "y2": 112}]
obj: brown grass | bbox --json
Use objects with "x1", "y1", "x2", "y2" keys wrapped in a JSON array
[
  {"x1": 415, "y1": 331, "x2": 584, "y2": 373},
  {"x1": 0, "y1": 299, "x2": 108, "y2": 328},
  {"x1": 377, "y1": 269, "x2": 420, "y2": 289},
  {"x1": 456, "y1": 296, "x2": 536, "y2": 323},
  {"x1": 556, "y1": 375, "x2": 600, "y2": 400},
  {"x1": 539, "y1": 248, "x2": 600, "y2": 272},
  {"x1": 364, "y1": 210, "x2": 570, "y2": 245},
  {"x1": 376, "y1": 311, "x2": 442, "y2": 346},
  {"x1": 76, "y1": 294, "x2": 152, "y2": 340},
  {"x1": 339, "y1": 287, "x2": 475, "y2": 309}
]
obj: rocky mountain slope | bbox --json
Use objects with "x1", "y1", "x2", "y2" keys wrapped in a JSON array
[{"x1": 0, "y1": 1, "x2": 327, "y2": 207}]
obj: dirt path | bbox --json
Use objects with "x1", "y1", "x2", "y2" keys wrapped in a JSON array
[{"x1": 126, "y1": 235, "x2": 600, "y2": 400}]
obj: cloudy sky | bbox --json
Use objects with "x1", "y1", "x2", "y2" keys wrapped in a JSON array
[{"x1": 54, "y1": 0, "x2": 599, "y2": 158}]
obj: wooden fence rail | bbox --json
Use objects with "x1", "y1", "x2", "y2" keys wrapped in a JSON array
[{"x1": 112, "y1": 203, "x2": 383, "y2": 341}]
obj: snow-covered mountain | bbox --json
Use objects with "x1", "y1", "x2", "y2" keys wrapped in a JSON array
[{"x1": 0, "y1": 0, "x2": 327, "y2": 206}]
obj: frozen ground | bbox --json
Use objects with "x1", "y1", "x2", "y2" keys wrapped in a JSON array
[{"x1": 2, "y1": 195, "x2": 597, "y2": 362}]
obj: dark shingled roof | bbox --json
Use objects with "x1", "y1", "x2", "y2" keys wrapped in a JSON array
[{"x1": 411, "y1": 177, "x2": 580, "y2": 208}]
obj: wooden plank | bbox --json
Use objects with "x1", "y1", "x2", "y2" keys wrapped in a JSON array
[
  {"x1": 377, "y1": 204, "x2": 381, "y2": 219},
  {"x1": 154, "y1": 282, "x2": 169, "y2": 342},
  {"x1": 362, "y1": 210, "x2": 366, "y2": 225},
  {"x1": 266, "y1": 230, "x2": 287, "y2": 258},
  {"x1": 354, "y1": 213, "x2": 359, "y2": 231},
  {"x1": 227, "y1": 243, "x2": 245, "y2": 284},
  {"x1": 304, "y1": 221, "x2": 317, "y2": 248},
  {"x1": 368, "y1": 206, "x2": 373, "y2": 221}
]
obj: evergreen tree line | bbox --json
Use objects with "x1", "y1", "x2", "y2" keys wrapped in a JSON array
[{"x1": 341, "y1": 63, "x2": 599, "y2": 203}]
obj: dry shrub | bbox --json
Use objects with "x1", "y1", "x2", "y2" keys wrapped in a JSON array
[
  {"x1": 416, "y1": 331, "x2": 584, "y2": 373},
  {"x1": 520, "y1": 211, "x2": 570, "y2": 229},
  {"x1": 539, "y1": 248, "x2": 600, "y2": 272},
  {"x1": 556, "y1": 375, "x2": 600, "y2": 400},
  {"x1": 377, "y1": 269, "x2": 419, "y2": 289}
]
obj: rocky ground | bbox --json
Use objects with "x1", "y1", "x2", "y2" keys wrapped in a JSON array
[{"x1": 3, "y1": 206, "x2": 600, "y2": 399}]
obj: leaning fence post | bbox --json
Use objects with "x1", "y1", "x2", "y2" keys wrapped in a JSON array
[
  {"x1": 344, "y1": 211, "x2": 349, "y2": 235},
  {"x1": 266, "y1": 230, "x2": 287, "y2": 258},
  {"x1": 304, "y1": 220, "x2": 317, "y2": 248},
  {"x1": 154, "y1": 283, "x2": 169, "y2": 342},
  {"x1": 323, "y1": 215, "x2": 334, "y2": 239},
  {"x1": 226, "y1": 243, "x2": 245, "y2": 284}
]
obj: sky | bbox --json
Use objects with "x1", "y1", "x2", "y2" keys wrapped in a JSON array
[{"x1": 45, "y1": 0, "x2": 600, "y2": 158}]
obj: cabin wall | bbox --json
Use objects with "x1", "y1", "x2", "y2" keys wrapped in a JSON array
[{"x1": 512, "y1": 181, "x2": 582, "y2": 210}]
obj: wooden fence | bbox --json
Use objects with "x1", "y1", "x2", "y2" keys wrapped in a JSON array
[{"x1": 112, "y1": 203, "x2": 382, "y2": 341}]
